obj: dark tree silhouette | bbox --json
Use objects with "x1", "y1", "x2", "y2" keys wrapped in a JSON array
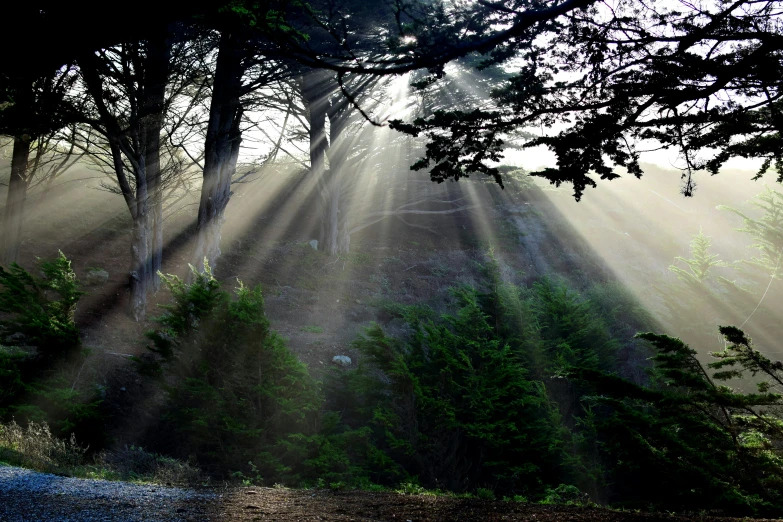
[
  {"x1": 78, "y1": 29, "x2": 172, "y2": 321},
  {"x1": 0, "y1": 67, "x2": 79, "y2": 264}
]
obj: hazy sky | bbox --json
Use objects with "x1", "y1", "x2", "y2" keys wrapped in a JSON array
[{"x1": 504, "y1": 145, "x2": 764, "y2": 174}]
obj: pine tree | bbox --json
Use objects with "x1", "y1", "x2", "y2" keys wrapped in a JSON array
[
  {"x1": 661, "y1": 230, "x2": 750, "y2": 352},
  {"x1": 140, "y1": 262, "x2": 321, "y2": 476},
  {"x1": 669, "y1": 230, "x2": 727, "y2": 285},
  {"x1": 720, "y1": 188, "x2": 783, "y2": 280},
  {"x1": 718, "y1": 188, "x2": 783, "y2": 349}
]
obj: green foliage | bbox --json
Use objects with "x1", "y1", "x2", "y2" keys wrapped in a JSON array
[
  {"x1": 476, "y1": 487, "x2": 496, "y2": 500},
  {"x1": 89, "y1": 445, "x2": 203, "y2": 485},
  {"x1": 570, "y1": 327, "x2": 783, "y2": 516},
  {"x1": 341, "y1": 285, "x2": 569, "y2": 496},
  {"x1": 142, "y1": 262, "x2": 321, "y2": 478},
  {"x1": 528, "y1": 278, "x2": 619, "y2": 373},
  {"x1": 710, "y1": 326, "x2": 783, "y2": 389},
  {"x1": 396, "y1": 482, "x2": 427, "y2": 495},
  {"x1": 719, "y1": 188, "x2": 783, "y2": 280},
  {"x1": 540, "y1": 484, "x2": 590, "y2": 506},
  {"x1": 660, "y1": 230, "x2": 751, "y2": 349},
  {"x1": 0, "y1": 253, "x2": 102, "y2": 446},
  {"x1": 585, "y1": 283, "x2": 654, "y2": 339},
  {"x1": 301, "y1": 325, "x2": 324, "y2": 333},
  {"x1": 669, "y1": 230, "x2": 728, "y2": 285},
  {"x1": 0, "y1": 251, "x2": 82, "y2": 353},
  {"x1": 0, "y1": 346, "x2": 27, "y2": 415},
  {"x1": 219, "y1": 0, "x2": 310, "y2": 41},
  {"x1": 14, "y1": 374, "x2": 104, "y2": 440},
  {"x1": 265, "y1": 416, "x2": 406, "y2": 488}
]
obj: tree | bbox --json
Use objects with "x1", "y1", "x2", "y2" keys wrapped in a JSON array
[
  {"x1": 347, "y1": 287, "x2": 568, "y2": 494},
  {"x1": 290, "y1": 0, "x2": 783, "y2": 200},
  {"x1": 138, "y1": 263, "x2": 320, "y2": 474},
  {"x1": 660, "y1": 230, "x2": 752, "y2": 352},
  {"x1": 188, "y1": 30, "x2": 246, "y2": 273},
  {"x1": 0, "y1": 67, "x2": 79, "y2": 265},
  {"x1": 298, "y1": 70, "x2": 384, "y2": 254},
  {"x1": 8, "y1": 2, "x2": 781, "y2": 203},
  {"x1": 297, "y1": 62, "x2": 497, "y2": 255},
  {"x1": 718, "y1": 188, "x2": 783, "y2": 350},
  {"x1": 720, "y1": 188, "x2": 783, "y2": 282},
  {"x1": 1, "y1": 125, "x2": 87, "y2": 265},
  {"x1": 77, "y1": 28, "x2": 173, "y2": 320},
  {"x1": 186, "y1": 4, "x2": 307, "y2": 273}
]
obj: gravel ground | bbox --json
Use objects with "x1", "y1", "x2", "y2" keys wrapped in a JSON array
[{"x1": 0, "y1": 464, "x2": 218, "y2": 521}]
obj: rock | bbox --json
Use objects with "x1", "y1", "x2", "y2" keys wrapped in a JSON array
[
  {"x1": 309, "y1": 239, "x2": 319, "y2": 251},
  {"x1": 332, "y1": 355, "x2": 352, "y2": 367},
  {"x1": 85, "y1": 268, "x2": 109, "y2": 286}
]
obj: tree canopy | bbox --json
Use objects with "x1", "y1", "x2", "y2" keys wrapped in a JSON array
[{"x1": 3, "y1": 1, "x2": 781, "y2": 200}]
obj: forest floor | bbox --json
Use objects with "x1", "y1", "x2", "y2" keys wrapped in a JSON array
[
  {"x1": 3, "y1": 464, "x2": 780, "y2": 522},
  {"x1": 210, "y1": 487, "x2": 781, "y2": 522}
]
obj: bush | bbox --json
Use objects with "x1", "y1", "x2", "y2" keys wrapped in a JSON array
[
  {"x1": 140, "y1": 263, "x2": 321, "y2": 478},
  {"x1": 476, "y1": 487, "x2": 496, "y2": 500},
  {"x1": 341, "y1": 286, "x2": 569, "y2": 496},
  {"x1": 93, "y1": 446, "x2": 203, "y2": 485},
  {"x1": 528, "y1": 277, "x2": 619, "y2": 373},
  {"x1": 540, "y1": 484, "x2": 590, "y2": 505},
  {"x1": 0, "y1": 420, "x2": 203, "y2": 485},
  {"x1": 0, "y1": 420, "x2": 87, "y2": 475},
  {"x1": 0, "y1": 251, "x2": 82, "y2": 354},
  {"x1": 0, "y1": 253, "x2": 103, "y2": 446}
]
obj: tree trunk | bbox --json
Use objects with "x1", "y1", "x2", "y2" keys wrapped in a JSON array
[
  {"x1": 338, "y1": 208, "x2": 351, "y2": 253},
  {"x1": 301, "y1": 70, "x2": 330, "y2": 175},
  {"x1": 320, "y1": 169, "x2": 341, "y2": 255},
  {"x1": 142, "y1": 34, "x2": 170, "y2": 292},
  {"x1": 81, "y1": 32, "x2": 169, "y2": 320},
  {"x1": 151, "y1": 193, "x2": 163, "y2": 290},
  {"x1": 2, "y1": 136, "x2": 31, "y2": 265},
  {"x1": 191, "y1": 32, "x2": 243, "y2": 274},
  {"x1": 129, "y1": 211, "x2": 149, "y2": 322},
  {"x1": 322, "y1": 96, "x2": 352, "y2": 255},
  {"x1": 301, "y1": 71, "x2": 355, "y2": 255}
]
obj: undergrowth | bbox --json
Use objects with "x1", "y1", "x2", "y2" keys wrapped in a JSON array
[
  {"x1": 0, "y1": 253, "x2": 104, "y2": 447},
  {"x1": 0, "y1": 420, "x2": 201, "y2": 485}
]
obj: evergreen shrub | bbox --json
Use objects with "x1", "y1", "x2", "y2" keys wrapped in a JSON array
[
  {"x1": 0, "y1": 253, "x2": 102, "y2": 446},
  {"x1": 337, "y1": 285, "x2": 569, "y2": 496},
  {"x1": 570, "y1": 326, "x2": 783, "y2": 516},
  {"x1": 0, "y1": 251, "x2": 82, "y2": 353},
  {"x1": 142, "y1": 263, "x2": 322, "y2": 478}
]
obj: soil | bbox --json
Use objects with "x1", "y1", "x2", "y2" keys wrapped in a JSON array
[{"x1": 208, "y1": 487, "x2": 778, "y2": 522}]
